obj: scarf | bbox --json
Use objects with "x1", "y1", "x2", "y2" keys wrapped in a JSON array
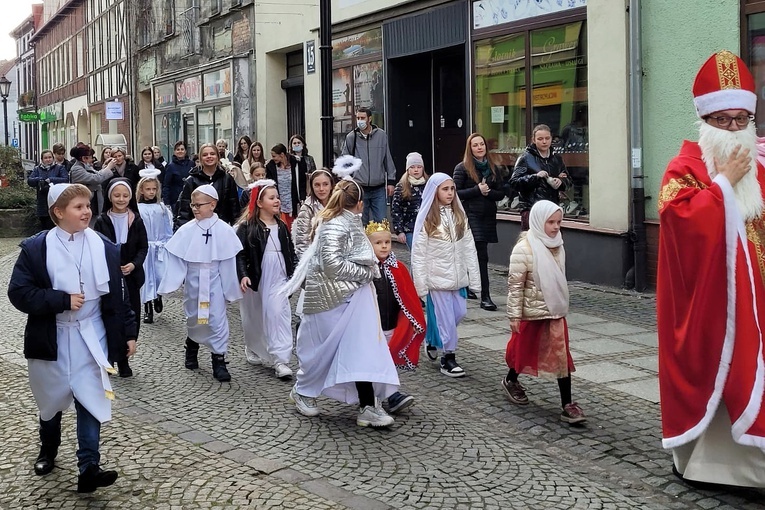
[
  {"x1": 408, "y1": 175, "x2": 426, "y2": 186},
  {"x1": 474, "y1": 158, "x2": 491, "y2": 179},
  {"x1": 526, "y1": 200, "x2": 568, "y2": 316},
  {"x1": 115, "y1": 161, "x2": 127, "y2": 176}
]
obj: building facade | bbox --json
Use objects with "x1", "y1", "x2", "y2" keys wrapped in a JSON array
[
  {"x1": 10, "y1": 5, "x2": 41, "y2": 162},
  {"x1": 31, "y1": 0, "x2": 89, "y2": 154},
  {"x1": 288, "y1": 0, "x2": 630, "y2": 286},
  {"x1": 133, "y1": 0, "x2": 256, "y2": 160},
  {"x1": 85, "y1": 0, "x2": 133, "y2": 155}
]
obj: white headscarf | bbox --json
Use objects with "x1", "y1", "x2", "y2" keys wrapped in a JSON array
[
  {"x1": 411, "y1": 172, "x2": 467, "y2": 252},
  {"x1": 526, "y1": 200, "x2": 568, "y2": 316}
]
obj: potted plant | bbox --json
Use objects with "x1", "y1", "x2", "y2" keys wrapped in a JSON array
[{"x1": 0, "y1": 146, "x2": 37, "y2": 237}]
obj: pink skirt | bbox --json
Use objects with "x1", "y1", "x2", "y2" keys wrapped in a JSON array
[{"x1": 505, "y1": 318, "x2": 575, "y2": 379}]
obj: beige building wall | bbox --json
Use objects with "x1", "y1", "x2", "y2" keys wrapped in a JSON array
[
  {"x1": 253, "y1": 2, "x2": 319, "y2": 157},
  {"x1": 331, "y1": 0, "x2": 412, "y2": 23},
  {"x1": 586, "y1": 0, "x2": 630, "y2": 232}
]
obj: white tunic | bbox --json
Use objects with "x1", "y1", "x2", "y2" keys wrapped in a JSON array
[
  {"x1": 239, "y1": 225, "x2": 293, "y2": 365},
  {"x1": 138, "y1": 202, "x2": 173, "y2": 303},
  {"x1": 158, "y1": 214, "x2": 243, "y2": 354},
  {"x1": 28, "y1": 228, "x2": 115, "y2": 424},
  {"x1": 295, "y1": 284, "x2": 399, "y2": 404},
  {"x1": 673, "y1": 404, "x2": 765, "y2": 487}
]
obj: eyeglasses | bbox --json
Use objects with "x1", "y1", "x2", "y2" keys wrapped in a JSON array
[
  {"x1": 190, "y1": 202, "x2": 212, "y2": 209},
  {"x1": 706, "y1": 114, "x2": 755, "y2": 128}
]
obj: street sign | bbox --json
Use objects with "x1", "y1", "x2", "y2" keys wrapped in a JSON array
[
  {"x1": 18, "y1": 111, "x2": 39, "y2": 122},
  {"x1": 11, "y1": 139, "x2": 19, "y2": 148},
  {"x1": 306, "y1": 40, "x2": 316, "y2": 74}
]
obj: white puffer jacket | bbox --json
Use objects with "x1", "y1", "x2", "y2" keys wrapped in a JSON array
[{"x1": 411, "y1": 206, "x2": 481, "y2": 298}]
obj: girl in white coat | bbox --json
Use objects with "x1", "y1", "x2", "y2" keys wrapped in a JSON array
[{"x1": 411, "y1": 172, "x2": 480, "y2": 377}]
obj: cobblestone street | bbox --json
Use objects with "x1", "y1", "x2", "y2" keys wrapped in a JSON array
[{"x1": 1, "y1": 242, "x2": 764, "y2": 509}]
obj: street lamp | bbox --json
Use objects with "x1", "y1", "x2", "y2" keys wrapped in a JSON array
[{"x1": 0, "y1": 75, "x2": 10, "y2": 146}]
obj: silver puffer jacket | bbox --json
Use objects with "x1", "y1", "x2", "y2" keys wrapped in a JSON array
[{"x1": 302, "y1": 209, "x2": 379, "y2": 313}]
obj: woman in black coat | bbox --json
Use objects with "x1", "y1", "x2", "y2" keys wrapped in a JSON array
[
  {"x1": 453, "y1": 133, "x2": 506, "y2": 311},
  {"x1": 162, "y1": 141, "x2": 195, "y2": 216},
  {"x1": 510, "y1": 124, "x2": 569, "y2": 230},
  {"x1": 265, "y1": 143, "x2": 308, "y2": 232}
]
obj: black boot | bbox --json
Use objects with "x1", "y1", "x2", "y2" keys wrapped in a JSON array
[
  {"x1": 211, "y1": 353, "x2": 231, "y2": 382},
  {"x1": 34, "y1": 412, "x2": 61, "y2": 476},
  {"x1": 153, "y1": 296, "x2": 163, "y2": 314},
  {"x1": 118, "y1": 358, "x2": 133, "y2": 378},
  {"x1": 440, "y1": 352, "x2": 466, "y2": 378},
  {"x1": 143, "y1": 301, "x2": 153, "y2": 324},
  {"x1": 185, "y1": 338, "x2": 199, "y2": 370},
  {"x1": 480, "y1": 293, "x2": 497, "y2": 311},
  {"x1": 466, "y1": 289, "x2": 478, "y2": 300},
  {"x1": 77, "y1": 464, "x2": 118, "y2": 493}
]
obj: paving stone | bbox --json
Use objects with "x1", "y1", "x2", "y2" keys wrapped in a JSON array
[
  {"x1": 0, "y1": 243, "x2": 762, "y2": 509},
  {"x1": 573, "y1": 362, "x2": 648, "y2": 383},
  {"x1": 573, "y1": 338, "x2": 646, "y2": 355}
]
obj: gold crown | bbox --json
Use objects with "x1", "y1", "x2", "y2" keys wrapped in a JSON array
[{"x1": 365, "y1": 218, "x2": 391, "y2": 236}]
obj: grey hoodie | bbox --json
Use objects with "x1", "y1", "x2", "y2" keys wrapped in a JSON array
[{"x1": 341, "y1": 125, "x2": 397, "y2": 188}]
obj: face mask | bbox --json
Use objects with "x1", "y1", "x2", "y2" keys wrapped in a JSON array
[
  {"x1": 357, "y1": 120, "x2": 367, "y2": 130},
  {"x1": 292, "y1": 144, "x2": 303, "y2": 153}
]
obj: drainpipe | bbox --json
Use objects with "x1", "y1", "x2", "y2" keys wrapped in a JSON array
[
  {"x1": 319, "y1": 0, "x2": 333, "y2": 168},
  {"x1": 628, "y1": 0, "x2": 647, "y2": 292}
]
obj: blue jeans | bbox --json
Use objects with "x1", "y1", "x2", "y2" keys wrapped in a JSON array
[
  {"x1": 362, "y1": 185, "x2": 388, "y2": 225},
  {"x1": 405, "y1": 233, "x2": 413, "y2": 250},
  {"x1": 75, "y1": 400, "x2": 101, "y2": 473}
]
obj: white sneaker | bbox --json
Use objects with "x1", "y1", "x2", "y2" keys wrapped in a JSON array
[
  {"x1": 357, "y1": 404, "x2": 394, "y2": 428},
  {"x1": 244, "y1": 346, "x2": 262, "y2": 365},
  {"x1": 274, "y1": 362, "x2": 293, "y2": 379},
  {"x1": 289, "y1": 387, "x2": 320, "y2": 417}
]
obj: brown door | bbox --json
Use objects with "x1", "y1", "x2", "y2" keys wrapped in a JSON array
[{"x1": 433, "y1": 50, "x2": 467, "y2": 176}]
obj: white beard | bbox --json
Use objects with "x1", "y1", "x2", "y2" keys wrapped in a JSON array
[{"x1": 699, "y1": 121, "x2": 763, "y2": 222}]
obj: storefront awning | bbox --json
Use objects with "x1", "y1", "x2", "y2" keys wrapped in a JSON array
[{"x1": 95, "y1": 133, "x2": 127, "y2": 150}]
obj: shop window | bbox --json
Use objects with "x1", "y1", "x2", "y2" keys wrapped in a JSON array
[
  {"x1": 197, "y1": 106, "x2": 231, "y2": 149},
  {"x1": 747, "y1": 12, "x2": 765, "y2": 135},
  {"x1": 474, "y1": 20, "x2": 589, "y2": 221},
  {"x1": 154, "y1": 112, "x2": 180, "y2": 162},
  {"x1": 331, "y1": 28, "x2": 384, "y2": 158}
]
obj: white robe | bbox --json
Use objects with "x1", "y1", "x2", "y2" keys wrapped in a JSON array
[
  {"x1": 28, "y1": 228, "x2": 115, "y2": 424},
  {"x1": 673, "y1": 404, "x2": 765, "y2": 487},
  {"x1": 158, "y1": 214, "x2": 243, "y2": 354},
  {"x1": 295, "y1": 284, "x2": 399, "y2": 404},
  {"x1": 138, "y1": 202, "x2": 173, "y2": 303},
  {"x1": 240, "y1": 226, "x2": 293, "y2": 365}
]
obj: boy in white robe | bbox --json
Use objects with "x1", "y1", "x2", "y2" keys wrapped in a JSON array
[
  {"x1": 7, "y1": 183, "x2": 137, "y2": 493},
  {"x1": 158, "y1": 184, "x2": 243, "y2": 381}
]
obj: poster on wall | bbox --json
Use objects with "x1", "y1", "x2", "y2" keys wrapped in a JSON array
[
  {"x1": 332, "y1": 28, "x2": 382, "y2": 63},
  {"x1": 473, "y1": 0, "x2": 587, "y2": 29},
  {"x1": 353, "y1": 61, "x2": 384, "y2": 128},
  {"x1": 332, "y1": 67, "x2": 354, "y2": 157}
]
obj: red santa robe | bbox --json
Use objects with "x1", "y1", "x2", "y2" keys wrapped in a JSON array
[
  {"x1": 658, "y1": 140, "x2": 765, "y2": 485},
  {"x1": 380, "y1": 253, "x2": 426, "y2": 370}
]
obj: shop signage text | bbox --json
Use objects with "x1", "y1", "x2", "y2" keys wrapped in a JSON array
[
  {"x1": 177, "y1": 76, "x2": 202, "y2": 105},
  {"x1": 18, "y1": 111, "x2": 39, "y2": 122}
]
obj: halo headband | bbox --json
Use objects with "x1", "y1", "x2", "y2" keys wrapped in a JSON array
[{"x1": 332, "y1": 155, "x2": 363, "y2": 200}]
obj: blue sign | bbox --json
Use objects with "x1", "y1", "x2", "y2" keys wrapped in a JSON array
[{"x1": 10, "y1": 138, "x2": 19, "y2": 148}]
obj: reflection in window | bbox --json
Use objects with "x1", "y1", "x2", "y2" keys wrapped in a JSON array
[
  {"x1": 474, "y1": 21, "x2": 589, "y2": 221},
  {"x1": 748, "y1": 13, "x2": 765, "y2": 136}
]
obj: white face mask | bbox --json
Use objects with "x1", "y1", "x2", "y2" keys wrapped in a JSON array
[{"x1": 357, "y1": 120, "x2": 368, "y2": 130}]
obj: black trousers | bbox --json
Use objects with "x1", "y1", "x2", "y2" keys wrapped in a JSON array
[{"x1": 475, "y1": 241, "x2": 491, "y2": 299}]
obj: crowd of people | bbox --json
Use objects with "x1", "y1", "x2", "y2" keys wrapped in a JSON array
[{"x1": 9, "y1": 125, "x2": 584, "y2": 494}]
